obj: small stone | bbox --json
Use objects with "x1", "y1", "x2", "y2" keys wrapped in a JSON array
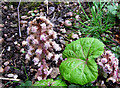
[
  {"x1": 60, "y1": 28, "x2": 66, "y2": 33},
  {"x1": 10, "y1": 24, "x2": 17, "y2": 27},
  {"x1": 28, "y1": 11, "x2": 33, "y2": 14},
  {"x1": 7, "y1": 16, "x2": 10, "y2": 19},
  {"x1": 4, "y1": 6, "x2": 8, "y2": 10},
  {"x1": 48, "y1": 7, "x2": 55, "y2": 15},
  {"x1": 72, "y1": 33, "x2": 79, "y2": 39},
  {"x1": 0, "y1": 28, "x2": 2, "y2": 31},
  {"x1": 20, "y1": 48, "x2": 25, "y2": 53},
  {"x1": 60, "y1": 40, "x2": 66, "y2": 45},
  {"x1": 7, "y1": 73, "x2": 14, "y2": 77},
  {"x1": 34, "y1": 10, "x2": 39, "y2": 13},
  {"x1": 13, "y1": 12, "x2": 17, "y2": 17},
  {"x1": 4, "y1": 66, "x2": 10, "y2": 72},
  {"x1": 44, "y1": 0, "x2": 48, "y2": 5},
  {"x1": 50, "y1": 67, "x2": 59, "y2": 78},
  {"x1": 6, "y1": 37, "x2": 13, "y2": 42},
  {"x1": 0, "y1": 37, "x2": 4, "y2": 44},
  {"x1": 75, "y1": 15, "x2": 80, "y2": 21},
  {"x1": 0, "y1": 67, "x2": 4, "y2": 73},
  {"x1": 4, "y1": 61, "x2": 9, "y2": 66},
  {"x1": 20, "y1": 21, "x2": 27, "y2": 24},
  {"x1": 21, "y1": 16, "x2": 28, "y2": 19},
  {"x1": 14, "y1": 41, "x2": 18, "y2": 45},
  {"x1": 15, "y1": 33, "x2": 17, "y2": 35},
  {"x1": 22, "y1": 41, "x2": 27, "y2": 46},
  {"x1": 66, "y1": 12, "x2": 73, "y2": 17},
  {"x1": 7, "y1": 46, "x2": 11, "y2": 51},
  {"x1": 64, "y1": 20, "x2": 72, "y2": 26},
  {"x1": 10, "y1": 5, "x2": 13, "y2": 9},
  {"x1": 0, "y1": 24, "x2": 4, "y2": 28},
  {"x1": 14, "y1": 74, "x2": 18, "y2": 79}
]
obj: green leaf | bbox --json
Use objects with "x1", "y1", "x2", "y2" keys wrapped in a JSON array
[
  {"x1": 33, "y1": 79, "x2": 67, "y2": 87},
  {"x1": 60, "y1": 38, "x2": 105, "y2": 85},
  {"x1": 25, "y1": 81, "x2": 32, "y2": 86}
]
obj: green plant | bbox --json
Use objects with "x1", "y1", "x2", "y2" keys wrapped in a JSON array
[
  {"x1": 59, "y1": 37, "x2": 105, "y2": 85},
  {"x1": 71, "y1": 1, "x2": 120, "y2": 56},
  {"x1": 33, "y1": 79, "x2": 67, "y2": 87},
  {"x1": 107, "y1": 3, "x2": 120, "y2": 20},
  {"x1": 16, "y1": 80, "x2": 32, "y2": 88}
]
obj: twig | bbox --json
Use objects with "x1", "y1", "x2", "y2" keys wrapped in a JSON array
[
  {"x1": 0, "y1": 77, "x2": 21, "y2": 81},
  {"x1": 17, "y1": 0, "x2": 21, "y2": 37}
]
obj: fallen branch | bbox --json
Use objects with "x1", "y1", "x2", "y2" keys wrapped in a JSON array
[
  {"x1": 17, "y1": 0, "x2": 21, "y2": 37},
  {"x1": 0, "y1": 77, "x2": 21, "y2": 81}
]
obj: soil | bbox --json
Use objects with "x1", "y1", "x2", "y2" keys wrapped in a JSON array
[{"x1": 1, "y1": 2, "x2": 120, "y2": 88}]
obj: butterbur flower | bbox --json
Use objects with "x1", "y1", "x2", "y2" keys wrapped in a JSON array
[
  {"x1": 28, "y1": 50, "x2": 33, "y2": 56},
  {"x1": 54, "y1": 54, "x2": 60, "y2": 63},
  {"x1": 37, "y1": 76, "x2": 42, "y2": 81},
  {"x1": 101, "y1": 58, "x2": 107, "y2": 63},
  {"x1": 32, "y1": 39, "x2": 39, "y2": 45},
  {"x1": 72, "y1": 33, "x2": 79, "y2": 39},
  {"x1": 35, "y1": 48, "x2": 42, "y2": 56},
  {"x1": 97, "y1": 50, "x2": 119, "y2": 83},
  {"x1": 43, "y1": 69, "x2": 48, "y2": 74},
  {"x1": 40, "y1": 34, "x2": 47, "y2": 41},
  {"x1": 52, "y1": 41, "x2": 61, "y2": 51},
  {"x1": 26, "y1": 16, "x2": 61, "y2": 80},
  {"x1": 46, "y1": 52, "x2": 53, "y2": 60},
  {"x1": 107, "y1": 77, "x2": 116, "y2": 83},
  {"x1": 53, "y1": 32, "x2": 57, "y2": 39},
  {"x1": 41, "y1": 23, "x2": 46, "y2": 30},
  {"x1": 48, "y1": 30, "x2": 53, "y2": 35},
  {"x1": 31, "y1": 26, "x2": 38, "y2": 33},
  {"x1": 44, "y1": 41, "x2": 51, "y2": 49},
  {"x1": 25, "y1": 54, "x2": 30, "y2": 60},
  {"x1": 32, "y1": 57, "x2": 39, "y2": 65}
]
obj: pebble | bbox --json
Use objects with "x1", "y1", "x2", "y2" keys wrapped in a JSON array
[
  {"x1": 0, "y1": 37, "x2": 4, "y2": 44},
  {"x1": 7, "y1": 46, "x2": 11, "y2": 51},
  {"x1": 14, "y1": 74, "x2": 18, "y2": 79},
  {"x1": 20, "y1": 48, "x2": 25, "y2": 53},
  {"x1": 10, "y1": 24, "x2": 17, "y2": 27},
  {"x1": 4, "y1": 61, "x2": 9, "y2": 66},
  {"x1": 0, "y1": 24, "x2": 4, "y2": 28},
  {"x1": 7, "y1": 73, "x2": 14, "y2": 77},
  {"x1": 72, "y1": 33, "x2": 79, "y2": 39},
  {"x1": 7, "y1": 16, "x2": 10, "y2": 19},
  {"x1": 60, "y1": 28, "x2": 66, "y2": 33},
  {"x1": 50, "y1": 67, "x2": 59, "y2": 78},
  {"x1": 13, "y1": 12, "x2": 17, "y2": 17},
  {"x1": 60, "y1": 40, "x2": 66, "y2": 45},
  {"x1": 64, "y1": 20, "x2": 72, "y2": 26},
  {"x1": 48, "y1": 7, "x2": 55, "y2": 15},
  {"x1": 0, "y1": 67, "x2": 4, "y2": 73},
  {"x1": 28, "y1": 11, "x2": 33, "y2": 14},
  {"x1": 6, "y1": 37, "x2": 13, "y2": 41},
  {"x1": 4, "y1": 34, "x2": 7, "y2": 38},
  {"x1": 10, "y1": 5, "x2": 13, "y2": 9},
  {"x1": 14, "y1": 41, "x2": 18, "y2": 45},
  {"x1": 34, "y1": 10, "x2": 39, "y2": 13},
  {"x1": 22, "y1": 41, "x2": 27, "y2": 46},
  {"x1": 4, "y1": 66, "x2": 10, "y2": 72},
  {"x1": 65, "y1": 12, "x2": 73, "y2": 17},
  {"x1": 20, "y1": 21, "x2": 27, "y2": 24},
  {"x1": 0, "y1": 28, "x2": 2, "y2": 31},
  {"x1": 21, "y1": 16, "x2": 28, "y2": 19},
  {"x1": 4, "y1": 6, "x2": 8, "y2": 10},
  {"x1": 75, "y1": 15, "x2": 80, "y2": 21}
]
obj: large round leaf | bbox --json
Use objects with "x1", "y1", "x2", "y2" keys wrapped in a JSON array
[
  {"x1": 33, "y1": 79, "x2": 67, "y2": 87},
  {"x1": 60, "y1": 38, "x2": 105, "y2": 85}
]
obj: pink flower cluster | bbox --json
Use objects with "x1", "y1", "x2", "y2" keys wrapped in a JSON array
[
  {"x1": 97, "y1": 50, "x2": 119, "y2": 83},
  {"x1": 26, "y1": 16, "x2": 62, "y2": 80}
]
